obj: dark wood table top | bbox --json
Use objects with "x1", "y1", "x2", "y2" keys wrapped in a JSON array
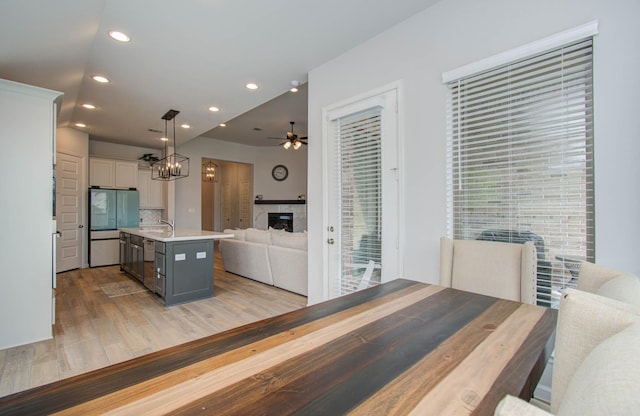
[{"x1": 0, "y1": 279, "x2": 557, "y2": 416}]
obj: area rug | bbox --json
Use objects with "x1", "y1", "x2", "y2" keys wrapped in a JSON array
[{"x1": 100, "y1": 280, "x2": 146, "y2": 298}]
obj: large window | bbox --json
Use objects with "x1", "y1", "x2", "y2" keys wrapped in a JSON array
[{"x1": 445, "y1": 38, "x2": 594, "y2": 307}]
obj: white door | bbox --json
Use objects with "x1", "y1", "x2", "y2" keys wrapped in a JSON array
[
  {"x1": 56, "y1": 153, "x2": 83, "y2": 272},
  {"x1": 238, "y1": 163, "x2": 253, "y2": 229},
  {"x1": 325, "y1": 87, "x2": 400, "y2": 298}
]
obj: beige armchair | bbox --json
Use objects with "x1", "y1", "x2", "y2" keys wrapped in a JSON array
[
  {"x1": 576, "y1": 261, "x2": 640, "y2": 307},
  {"x1": 495, "y1": 288, "x2": 640, "y2": 415},
  {"x1": 439, "y1": 236, "x2": 537, "y2": 304}
]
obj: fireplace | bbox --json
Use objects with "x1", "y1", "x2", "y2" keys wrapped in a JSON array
[{"x1": 268, "y1": 212, "x2": 293, "y2": 232}]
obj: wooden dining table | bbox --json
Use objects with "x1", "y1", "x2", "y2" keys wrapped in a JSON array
[{"x1": 0, "y1": 278, "x2": 557, "y2": 416}]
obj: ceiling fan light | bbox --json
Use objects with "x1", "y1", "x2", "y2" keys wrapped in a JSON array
[
  {"x1": 283, "y1": 141, "x2": 292, "y2": 150},
  {"x1": 293, "y1": 140, "x2": 302, "y2": 150}
]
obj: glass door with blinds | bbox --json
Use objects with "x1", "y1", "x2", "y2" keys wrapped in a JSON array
[{"x1": 325, "y1": 88, "x2": 399, "y2": 299}]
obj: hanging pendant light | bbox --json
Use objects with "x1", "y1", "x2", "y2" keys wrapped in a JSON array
[
  {"x1": 202, "y1": 160, "x2": 218, "y2": 182},
  {"x1": 151, "y1": 109, "x2": 190, "y2": 181}
]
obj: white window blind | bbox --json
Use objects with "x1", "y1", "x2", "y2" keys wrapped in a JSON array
[
  {"x1": 445, "y1": 38, "x2": 594, "y2": 307},
  {"x1": 332, "y1": 107, "x2": 383, "y2": 296}
]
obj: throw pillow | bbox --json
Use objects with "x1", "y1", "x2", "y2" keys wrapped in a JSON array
[
  {"x1": 224, "y1": 228, "x2": 245, "y2": 240},
  {"x1": 245, "y1": 228, "x2": 272, "y2": 244},
  {"x1": 271, "y1": 231, "x2": 307, "y2": 250}
]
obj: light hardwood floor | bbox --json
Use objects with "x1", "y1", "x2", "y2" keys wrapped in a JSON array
[{"x1": 0, "y1": 248, "x2": 307, "y2": 398}]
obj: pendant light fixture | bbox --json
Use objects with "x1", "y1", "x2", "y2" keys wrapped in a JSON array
[
  {"x1": 152, "y1": 109, "x2": 189, "y2": 181},
  {"x1": 202, "y1": 160, "x2": 218, "y2": 182}
]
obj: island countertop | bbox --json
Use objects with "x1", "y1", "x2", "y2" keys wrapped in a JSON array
[{"x1": 120, "y1": 227, "x2": 234, "y2": 242}]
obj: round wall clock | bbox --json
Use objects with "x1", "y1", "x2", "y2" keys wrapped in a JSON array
[{"x1": 272, "y1": 164, "x2": 288, "y2": 181}]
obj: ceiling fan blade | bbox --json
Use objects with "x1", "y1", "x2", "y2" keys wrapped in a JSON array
[
  {"x1": 298, "y1": 136, "x2": 308, "y2": 141},
  {"x1": 267, "y1": 137, "x2": 285, "y2": 140}
]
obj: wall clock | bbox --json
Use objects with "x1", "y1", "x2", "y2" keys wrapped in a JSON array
[{"x1": 272, "y1": 164, "x2": 288, "y2": 181}]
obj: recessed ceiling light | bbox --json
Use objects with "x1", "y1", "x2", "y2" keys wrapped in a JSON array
[
  {"x1": 181, "y1": 124, "x2": 190, "y2": 129},
  {"x1": 290, "y1": 87, "x2": 299, "y2": 93},
  {"x1": 219, "y1": 123, "x2": 226, "y2": 127},
  {"x1": 108, "y1": 30, "x2": 131, "y2": 43},
  {"x1": 75, "y1": 123, "x2": 86, "y2": 128},
  {"x1": 82, "y1": 103, "x2": 96, "y2": 109},
  {"x1": 246, "y1": 83, "x2": 259, "y2": 90},
  {"x1": 290, "y1": 80, "x2": 300, "y2": 92},
  {"x1": 209, "y1": 106, "x2": 220, "y2": 112},
  {"x1": 92, "y1": 75, "x2": 110, "y2": 83}
]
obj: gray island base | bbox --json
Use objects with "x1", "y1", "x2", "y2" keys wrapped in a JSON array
[{"x1": 119, "y1": 227, "x2": 233, "y2": 306}]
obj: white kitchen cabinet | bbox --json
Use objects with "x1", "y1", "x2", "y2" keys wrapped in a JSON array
[
  {"x1": 138, "y1": 168, "x2": 165, "y2": 209},
  {"x1": 89, "y1": 158, "x2": 115, "y2": 188},
  {"x1": 89, "y1": 158, "x2": 138, "y2": 189},
  {"x1": 115, "y1": 160, "x2": 138, "y2": 188}
]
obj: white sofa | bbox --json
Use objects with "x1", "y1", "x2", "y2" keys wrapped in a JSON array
[{"x1": 219, "y1": 228, "x2": 307, "y2": 296}]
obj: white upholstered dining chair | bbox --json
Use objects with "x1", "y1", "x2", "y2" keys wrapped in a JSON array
[
  {"x1": 439, "y1": 236, "x2": 537, "y2": 304},
  {"x1": 494, "y1": 288, "x2": 640, "y2": 416},
  {"x1": 575, "y1": 261, "x2": 640, "y2": 307}
]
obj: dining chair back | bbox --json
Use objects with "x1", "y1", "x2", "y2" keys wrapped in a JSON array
[
  {"x1": 495, "y1": 288, "x2": 640, "y2": 415},
  {"x1": 576, "y1": 261, "x2": 640, "y2": 307},
  {"x1": 439, "y1": 236, "x2": 537, "y2": 304}
]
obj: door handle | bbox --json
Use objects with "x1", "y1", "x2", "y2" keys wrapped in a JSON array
[
  {"x1": 327, "y1": 238, "x2": 335, "y2": 244},
  {"x1": 78, "y1": 224, "x2": 84, "y2": 228}
]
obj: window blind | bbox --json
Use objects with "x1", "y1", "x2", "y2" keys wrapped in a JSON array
[
  {"x1": 446, "y1": 39, "x2": 594, "y2": 307},
  {"x1": 332, "y1": 107, "x2": 383, "y2": 296}
]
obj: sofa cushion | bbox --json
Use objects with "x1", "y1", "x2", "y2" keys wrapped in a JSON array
[
  {"x1": 224, "y1": 228, "x2": 245, "y2": 240},
  {"x1": 271, "y1": 231, "x2": 307, "y2": 250},
  {"x1": 597, "y1": 274, "x2": 640, "y2": 307},
  {"x1": 245, "y1": 228, "x2": 272, "y2": 244},
  {"x1": 557, "y1": 322, "x2": 640, "y2": 415}
]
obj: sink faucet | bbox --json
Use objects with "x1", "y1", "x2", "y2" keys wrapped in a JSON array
[{"x1": 160, "y1": 219, "x2": 174, "y2": 234}]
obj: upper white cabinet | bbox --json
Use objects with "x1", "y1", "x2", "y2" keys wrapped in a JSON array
[
  {"x1": 115, "y1": 160, "x2": 138, "y2": 189},
  {"x1": 89, "y1": 158, "x2": 114, "y2": 188},
  {"x1": 138, "y1": 168, "x2": 164, "y2": 209},
  {"x1": 89, "y1": 158, "x2": 138, "y2": 189}
]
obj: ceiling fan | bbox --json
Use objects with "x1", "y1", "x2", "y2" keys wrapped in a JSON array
[{"x1": 268, "y1": 121, "x2": 308, "y2": 150}]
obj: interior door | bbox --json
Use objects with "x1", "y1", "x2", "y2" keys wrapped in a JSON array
[
  {"x1": 325, "y1": 88, "x2": 399, "y2": 298},
  {"x1": 56, "y1": 153, "x2": 83, "y2": 272},
  {"x1": 237, "y1": 163, "x2": 253, "y2": 229}
]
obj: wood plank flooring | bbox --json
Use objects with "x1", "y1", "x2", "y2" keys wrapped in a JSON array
[{"x1": 0, "y1": 248, "x2": 307, "y2": 398}]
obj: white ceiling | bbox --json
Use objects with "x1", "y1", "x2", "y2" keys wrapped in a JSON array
[{"x1": 0, "y1": 0, "x2": 440, "y2": 149}]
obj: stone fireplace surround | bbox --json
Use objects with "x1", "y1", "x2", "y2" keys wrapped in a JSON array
[{"x1": 254, "y1": 202, "x2": 307, "y2": 232}]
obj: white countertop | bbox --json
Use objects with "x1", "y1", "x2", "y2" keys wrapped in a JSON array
[{"x1": 120, "y1": 227, "x2": 234, "y2": 242}]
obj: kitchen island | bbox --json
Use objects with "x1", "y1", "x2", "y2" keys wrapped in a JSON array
[{"x1": 119, "y1": 227, "x2": 233, "y2": 306}]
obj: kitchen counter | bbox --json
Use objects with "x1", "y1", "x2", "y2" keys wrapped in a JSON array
[
  {"x1": 120, "y1": 227, "x2": 234, "y2": 242},
  {"x1": 118, "y1": 227, "x2": 233, "y2": 306}
]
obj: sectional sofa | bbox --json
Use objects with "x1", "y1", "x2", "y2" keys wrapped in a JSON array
[{"x1": 219, "y1": 228, "x2": 308, "y2": 296}]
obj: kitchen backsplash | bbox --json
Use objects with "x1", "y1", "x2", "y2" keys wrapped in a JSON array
[{"x1": 139, "y1": 209, "x2": 162, "y2": 226}]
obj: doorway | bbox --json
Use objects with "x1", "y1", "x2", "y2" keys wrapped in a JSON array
[
  {"x1": 201, "y1": 159, "x2": 253, "y2": 231},
  {"x1": 324, "y1": 85, "x2": 401, "y2": 299},
  {"x1": 56, "y1": 152, "x2": 84, "y2": 272}
]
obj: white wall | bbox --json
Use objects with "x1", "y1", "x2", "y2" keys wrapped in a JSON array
[
  {"x1": 89, "y1": 140, "x2": 159, "y2": 162},
  {"x1": 306, "y1": 0, "x2": 640, "y2": 304},
  {"x1": 175, "y1": 136, "x2": 307, "y2": 230},
  {"x1": 0, "y1": 79, "x2": 61, "y2": 349}
]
